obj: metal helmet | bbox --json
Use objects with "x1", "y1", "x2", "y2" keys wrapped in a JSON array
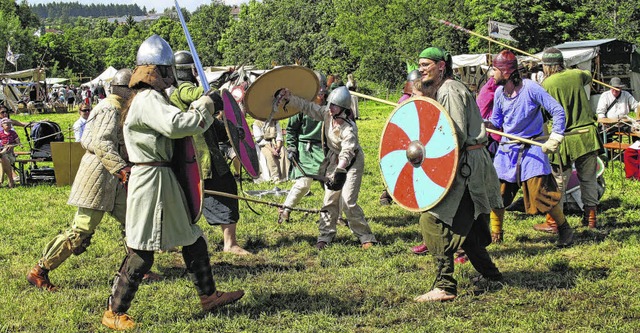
[
  {"x1": 174, "y1": 50, "x2": 195, "y2": 81},
  {"x1": 136, "y1": 34, "x2": 174, "y2": 66},
  {"x1": 327, "y1": 86, "x2": 352, "y2": 109},
  {"x1": 407, "y1": 69, "x2": 420, "y2": 82},
  {"x1": 314, "y1": 70, "x2": 327, "y2": 91},
  {"x1": 174, "y1": 51, "x2": 194, "y2": 69},
  {"x1": 111, "y1": 68, "x2": 133, "y2": 86}
]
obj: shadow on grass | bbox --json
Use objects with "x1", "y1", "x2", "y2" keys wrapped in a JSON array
[
  {"x1": 156, "y1": 261, "x2": 308, "y2": 281},
  {"x1": 500, "y1": 264, "x2": 609, "y2": 291},
  {"x1": 194, "y1": 290, "x2": 386, "y2": 319},
  {"x1": 370, "y1": 214, "x2": 417, "y2": 228}
]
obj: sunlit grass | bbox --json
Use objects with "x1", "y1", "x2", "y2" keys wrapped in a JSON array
[{"x1": 3, "y1": 101, "x2": 640, "y2": 332}]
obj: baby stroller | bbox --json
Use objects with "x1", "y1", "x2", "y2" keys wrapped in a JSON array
[{"x1": 17, "y1": 121, "x2": 64, "y2": 184}]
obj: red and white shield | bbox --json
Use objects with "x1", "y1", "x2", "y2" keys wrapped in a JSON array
[{"x1": 379, "y1": 97, "x2": 458, "y2": 212}]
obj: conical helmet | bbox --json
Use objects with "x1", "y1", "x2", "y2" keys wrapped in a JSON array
[
  {"x1": 327, "y1": 86, "x2": 352, "y2": 109},
  {"x1": 136, "y1": 34, "x2": 174, "y2": 66},
  {"x1": 111, "y1": 68, "x2": 133, "y2": 86}
]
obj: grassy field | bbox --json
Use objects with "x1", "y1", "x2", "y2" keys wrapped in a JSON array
[{"x1": 2, "y1": 101, "x2": 640, "y2": 332}]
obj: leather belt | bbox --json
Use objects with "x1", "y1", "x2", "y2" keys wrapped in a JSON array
[
  {"x1": 135, "y1": 161, "x2": 171, "y2": 167},
  {"x1": 465, "y1": 144, "x2": 486, "y2": 151}
]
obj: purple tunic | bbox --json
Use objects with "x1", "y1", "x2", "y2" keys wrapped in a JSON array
[{"x1": 490, "y1": 79, "x2": 566, "y2": 183}]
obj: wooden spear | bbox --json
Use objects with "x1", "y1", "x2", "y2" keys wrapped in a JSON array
[
  {"x1": 434, "y1": 18, "x2": 619, "y2": 91},
  {"x1": 351, "y1": 91, "x2": 589, "y2": 147}
]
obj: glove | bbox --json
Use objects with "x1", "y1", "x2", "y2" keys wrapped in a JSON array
[
  {"x1": 192, "y1": 94, "x2": 216, "y2": 115},
  {"x1": 541, "y1": 132, "x2": 564, "y2": 153},
  {"x1": 116, "y1": 166, "x2": 132, "y2": 189},
  {"x1": 206, "y1": 90, "x2": 224, "y2": 113},
  {"x1": 287, "y1": 147, "x2": 299, "y2": 161},
  {"x1": 325, "y1": 167, "x2": 347, "y2": 191}
]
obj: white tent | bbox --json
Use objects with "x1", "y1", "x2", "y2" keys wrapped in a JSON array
[
  {"x1": 83, "y1": 66, "x2": 117, "y2": 87},
  {"x1": 45, "y1": 78, "x2": 69, "y2": 85}
]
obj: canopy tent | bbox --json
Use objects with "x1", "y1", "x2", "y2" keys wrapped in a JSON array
[
  {"x1": 521, "y1": 48, "x2": 598, "y2": 70},
  {"x1": 452, "y1": 53, "x2": 491, "y2": 92},
  {"x1": 82, "y1": 66, "x2": 117, "y2": 87},
  {"x1": 46, "y1": 78, "x2": 69, "y2": 85},
  {"x1": 522, "y1": 39, "x2": 639, "y2": 100}
]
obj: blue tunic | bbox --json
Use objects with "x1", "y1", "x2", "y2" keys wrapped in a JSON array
[{"x1": 490, "y1": 79, "x2": 566, "y2": 183}]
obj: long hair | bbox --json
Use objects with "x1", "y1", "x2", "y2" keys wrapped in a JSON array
[{"x1": 542, "y1": 64, "x2": 564, "y2": 80}]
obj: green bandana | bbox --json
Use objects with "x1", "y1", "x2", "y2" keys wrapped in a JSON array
[{"x1": 419, "y1": 47, "x2": 451, "y2": 63}]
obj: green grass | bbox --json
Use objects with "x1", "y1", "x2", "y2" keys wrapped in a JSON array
[{"x1": 3, "y1": 103, "x2": 640, "y2": 332}]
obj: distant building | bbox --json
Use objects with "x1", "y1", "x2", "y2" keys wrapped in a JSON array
[{"x1": 107, "y1": 13, "x2": 163, "y2": 24}]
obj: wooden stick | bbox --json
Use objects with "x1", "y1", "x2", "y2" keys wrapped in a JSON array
[
  {"x1": 204, "y1": 190, "x2": 322, "y2": 213},
  {"x1": 434, "y1": 18, "x2": 619, "y2": 91},
  {"x1": 351, "y1": 91, "x2": 397, "y2": 107},
  {"x1": 503, "y1": 129, "x2": 589, "y2": 144},
  {"x1": 352, "y1": 91, "x2": 545, "y2": 147}
]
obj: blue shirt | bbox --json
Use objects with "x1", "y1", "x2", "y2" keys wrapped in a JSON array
[{"x1": 490, "y1": 79, "x2": 566, "y2": 182}]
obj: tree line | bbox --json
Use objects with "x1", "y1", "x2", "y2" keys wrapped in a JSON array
[
  {"x1": 30, "y1": 2, "x2": 147, "y2": 20},
  {"x1": 2, "y1": 0, "x2": 640, "y2": 91}
]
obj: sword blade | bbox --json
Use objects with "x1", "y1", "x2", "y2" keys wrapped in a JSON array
[{"x1": 174, "y1": 0, "x2": 210, "y2": 92}]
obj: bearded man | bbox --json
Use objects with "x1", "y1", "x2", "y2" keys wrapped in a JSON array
[
  {"x1": 413, "y1": 47, "x2": 503, "y2": 302},
  {"x1": 486, "y1": 50, "x2": 574, "y2": 247}
]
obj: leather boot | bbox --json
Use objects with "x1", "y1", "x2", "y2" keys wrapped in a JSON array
[
  {"x1": 582, "y1": 205, "x2": 597, "y2": 229},
  {"x1": 102, "y1": 300, "x2": 136, "y2": 331},
  {"x1": 490, "y1": 209, "x2": 504, "y2": 244},
  {"x1": 200, "y1": 290, "x2": 245, "y2": 311},
  {"x1": 556, "y1": 222, "x2": 575, "y2": 248},
  {"x1": 533, "y1": 214, "x2": 559, "y2": 234},
  {"x1": 26, "y1": 265, "x2": 57, "y2": 291}
]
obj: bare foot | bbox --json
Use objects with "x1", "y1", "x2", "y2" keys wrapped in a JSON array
[{"x1": 223, "y1": 245, "x2": 252, "y2": 256}]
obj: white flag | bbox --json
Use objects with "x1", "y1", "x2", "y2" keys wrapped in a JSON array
[
  {"x1": 6, "y1": 44, "x2": 16, "y2": 65},
  {"x1": 488, "y1": 20, "x2": 517, "y2": 42}
]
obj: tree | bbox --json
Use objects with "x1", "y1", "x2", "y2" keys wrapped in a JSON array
[{"x1": 188, "y1": 1, "x2": 231, "y2": 66}]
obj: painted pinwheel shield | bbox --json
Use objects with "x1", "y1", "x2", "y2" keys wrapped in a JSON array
[
  {"x1": 379, "y1": 97, "x2": 458, "y2": 212},
  {"x1": 221, "y1": 88, "x2": 260, "y2": 178}
]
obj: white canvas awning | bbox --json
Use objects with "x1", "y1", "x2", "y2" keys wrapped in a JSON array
[
  {"x1": 452, "y1": 54, "x2": 489, "y2": 69},
  {"x1": 83, "y1": 66, "x2": 117, "y2": 87},
  {"x1": 46, "y1": 78, "x2": 69, "y2": 85},
  {"x1": 522, "y1": 48, "x2": 597, "y2": 68}
]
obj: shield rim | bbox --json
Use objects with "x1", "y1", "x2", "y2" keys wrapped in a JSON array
[
  {"x1": 378, "y1": 96, "x2": 459, "y2": 212},
  {"x1": 243, "y1": 65, "x2": 319, "y2": 121},
  {"x1": 221, "y1": 88, "x2": 260, "y2": 178}
]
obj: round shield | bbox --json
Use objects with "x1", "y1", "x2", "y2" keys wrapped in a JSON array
[
  {"x1": 221, "y1": 88, "x2": 260, "y2": 178},
  {"x1": 379, "y1": 97, "x2": 459, "y2": 212},
  {"x1": 244, "y1": 65, "x2": 319, "y2": 121}
]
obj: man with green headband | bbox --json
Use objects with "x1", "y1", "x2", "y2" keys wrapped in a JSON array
[{"x1": 413, "y1": 47, "x2": 503, "y2": 302}]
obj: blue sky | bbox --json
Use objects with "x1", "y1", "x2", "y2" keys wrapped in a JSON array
[{"x1": 26, "y1": 0, "x2": 249, "y2": 13}]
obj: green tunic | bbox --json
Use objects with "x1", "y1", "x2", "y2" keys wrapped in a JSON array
[
  {"x1": 170, "y1": 82, "x2": 230, "y2": 178},
  {"x1": 286, "y1": 112, "x2": 324, "y2": 179},
  {"x1": 427, "y1": 80, "x2": 503, "y2": 225},
  {"x1": 541, "y1": 69, "x2": 602, "y2": 166},
  {"x1": 124, "y1": 89, "x2": 213, "y2": 251}
]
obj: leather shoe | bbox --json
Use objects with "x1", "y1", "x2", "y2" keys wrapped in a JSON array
[
  {"x1": 200, "y1": 290, "x2": 245, "y2": 311},
  {"x1": 316, "y1": 241, "x2": 328, "y2": 250},
  {"x1": 102, "y1": 308, "x2": 136, "y2": 330},
  {"x1": 27, "y1": 265, "x2": 57, "y2": 291},
  {"x1": 411, "y1": 244, "x2": 429, "y2": 255},
  {"x1": 533, "y1": 214, "x2": 559, "y2": 234}
]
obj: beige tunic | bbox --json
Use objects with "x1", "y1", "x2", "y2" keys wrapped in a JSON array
[{"x1": 123, "y1": 89, "x2": 213, "y2": 251}]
